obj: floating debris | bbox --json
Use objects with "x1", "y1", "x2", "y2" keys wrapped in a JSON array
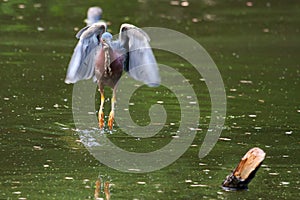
[
  {"x1": 18, "y1": 4, "x2": 26, "y2": 9},
  {"x1": 181, "y1": 1, "x2": 189, "y2": 7},
  {"x1": 227, "y1": 95, "x2": 236, "y2": 99},
  {"x1": 185, "y1": 179, "x2": 193, "y2": 183},
  {"x1": 170, "y1": 1, "x2": 180, "y2": 6},
  {"x1": 203, "y1": 14, "x2": 216, "y2": 21},
  {"x1": 248, "y1": 114, "x2": 257, "y2": 118},
  {"x1": 37, "y1": 26, "x2": 45, "y2": 32},
  {"x1": 35, "y1": 106, "x2": 43, "y2": 110},
  {"x1": 190, "y1": 184, "x2": 208, "y2": 187},
  {"x1": 269, "y1": 172, "x2": 279, "y2": 176},
  {"x1": 263, "y1": 28, "x2": 270, "y2": 33},
  {"x1": 199, "y1": 163, "x2": 207, "y2": 166},
  {"x1": 222, "y1": 147, "x2": 266, "y2": 190},
  {"x1": 192, "y1": 18, "x2": 199, "y2": 23},
  {"x1": 137, "y1": 181, "x2": 146, "y2": 185},
  {"x1": 83, "y1": 179, "x2": 90, "y2": 184},
  {"x1": 246, "y1": 1, "x2": 253, "y2": 7},
  {"x1": 12, "y1": 181, "x2": 21, "y2": 184},
  {"x1": 265, "y1": 167, "x2": 273, "y2": 172},
  {"x1": 12, "y1": 191, "x2": 22, "y2": 195},
  {"x1": 33, "y1": 145, "x2": 43, "y2": 150},
  {"x1": 189, "y1": 127, "x2": 202, "y2": 131},
  {"x1": 53, "y1": 104, "x2": 59, "y2": 108},
  {"x1": 128, "y1": 168, "x2": 141, "y2": 172},
  {"x1": 54, "y1": 122, "x2": 67, "y2": 127},
  {"x1": 33, "y1": 3, "x2": 42, "y2": 8},
  {"x1": 65, "y1": 177, "x2": 74, "y2": 180},
  {"x1": 219, "y1": 137, "x2": 231, "y2": 141},
  {"x1": 285, "y1": 131, "x2": 292, "y2": 135},
  {"x1": 280, "y1": 181, "x2": 290, "y2": 185},
  {"x1": 240, "y1": 80, "x2": 253, "y2": 84}
]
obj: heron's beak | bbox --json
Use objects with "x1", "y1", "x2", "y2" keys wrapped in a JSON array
[
  {"x1": 102, "y1": 38, "x2": 111, "y2": 45},
  {"x1": 101, "y1": 39, "x2": 107, "y2": 46}
]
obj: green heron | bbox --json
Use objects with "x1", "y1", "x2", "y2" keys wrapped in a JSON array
[{"x1": 65, "y1": 22, "x2": 160, "y2": 129}]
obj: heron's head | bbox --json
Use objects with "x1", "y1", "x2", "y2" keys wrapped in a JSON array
[{"x1": 101, "y1": 32, "x2": 113, "y2": 45}]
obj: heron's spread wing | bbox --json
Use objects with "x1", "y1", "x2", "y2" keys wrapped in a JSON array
[
  {"x1": 119, "y1": 23, "x2": 160, "y2": 87},
  {"x1": 65, "y1": 22, "x2": 106, "y2": 84}
]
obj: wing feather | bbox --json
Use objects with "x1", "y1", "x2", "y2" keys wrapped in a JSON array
[
  {"x1": 65, "y1": 22, "x2": 106, "y2": 84},
  {"x1": 119, "y1": 23, "x2": 160, "y2": 87}
]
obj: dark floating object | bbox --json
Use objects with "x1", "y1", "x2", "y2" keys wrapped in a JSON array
[{"x1": 222, "y1": 147, "x2": 266, "y2": 190}]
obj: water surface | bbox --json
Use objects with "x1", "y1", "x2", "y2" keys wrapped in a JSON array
[{"x1": 1, "y1": 0, "x2": 299, "y2": 199}]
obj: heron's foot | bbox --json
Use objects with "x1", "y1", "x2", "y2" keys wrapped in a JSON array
[
  {"x1": 98, "y1": 111, "x2": 104, "y2": 129},
  {"x1": 108, "y1": 111, "x2": 114, "y2": 130}
]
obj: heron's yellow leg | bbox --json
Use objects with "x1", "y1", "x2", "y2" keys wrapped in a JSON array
[
  {"x1": 108, "y1": 88, "x2": 116, "y2": 130},
  {"x1": 98, "y1": 88, "x2": 105, "y2": 129}
]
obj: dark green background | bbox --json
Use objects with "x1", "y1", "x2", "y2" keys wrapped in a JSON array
[{"x1": 0, "y1": 0, "x2": 299, "y2": 199}]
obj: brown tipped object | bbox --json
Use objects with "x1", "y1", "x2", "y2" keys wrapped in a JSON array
[
  {"x1": 104, "y1": 181, "x2": 110, "y2": 200},
  {"x1": 222, "y1": 147, "x2": 266, "y2": 190},
  {"x1": 94, "y1": 179, "x2": 101, "y2": 199}
]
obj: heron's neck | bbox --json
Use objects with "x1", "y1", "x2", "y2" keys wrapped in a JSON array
[{"x1": 103, "y1": 42, "x2": 112, "y2": 77}]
